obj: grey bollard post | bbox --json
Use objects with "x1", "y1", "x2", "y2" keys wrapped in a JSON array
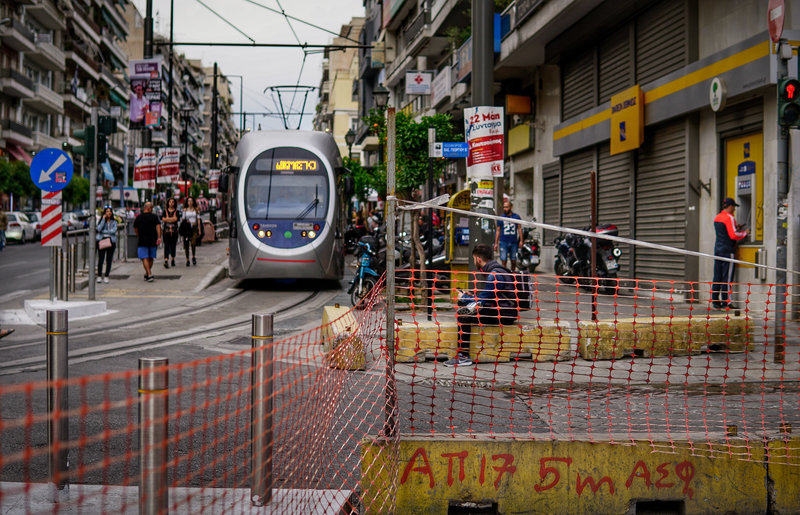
[
  {"x1": 47, "y1": 310, "x2": 69, "y2": 500},
  {"x1": 139, "y1": 358, "x2": 169, "y2": 515},
  {"x1": 251, "y1": 314, "x2": 274, "y2": 506},
  {"x1": 70, "y1": 244, "x2": 77, "y2": 292},
  {"x1": 56, "y1": 247, "x2": 65, "y2": 301}
]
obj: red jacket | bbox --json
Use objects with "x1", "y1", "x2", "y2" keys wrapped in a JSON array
[{"x1": 713, "y1": 210, "x2": 747, "y2": 255}]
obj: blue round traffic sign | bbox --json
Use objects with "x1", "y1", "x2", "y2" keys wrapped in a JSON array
[{"x1": 30, "y1": 148, "x2": 73, "y2": 192}]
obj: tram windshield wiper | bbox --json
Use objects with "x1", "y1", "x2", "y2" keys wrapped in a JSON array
[{"x1": 296, "y1": 185, "x2": 319, "y2": 220}]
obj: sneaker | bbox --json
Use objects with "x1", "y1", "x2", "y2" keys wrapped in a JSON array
[
  {"x1": 146, "y1": 275, "x2": 154, "y2": 282},
  {"x1": 443, "y1": 354, "x2": 473, "y2": 367},
  {"x1": 186, "y1": 260, "x2": 190, "y2": 267},
  {"x1": 96, "y1": 276, "x2": 102, "y2": 283},
  {"x1": 192, "y1": 257, "x2": 196, "y2": 265},
  {"x1": 164, "y1": 260, "x2": 169, "y2": 268},
  {"x1": 456, "y1": 302, "x2": 478, "y2": 316},
  {"x1": 724, "y1": 303, "x2": 740, "y2": 310},
  {"x1": 103, "y1": 277, "x2": 109, "y2": 283},
  {"x1": 171, "y1": 259, "x2": 176, "y2": 267}
]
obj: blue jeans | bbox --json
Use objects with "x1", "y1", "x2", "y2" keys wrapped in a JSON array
[{"x1": 498, "y1": 240, "x2": 518, "y2": 262}]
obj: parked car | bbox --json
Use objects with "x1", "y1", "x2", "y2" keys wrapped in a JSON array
[
  {"x1": 24, "y1": 211, "x2": 42, "y2": 241},
  {"x1": 61, "y1": 212, "x2": 83, "y2": 232},
  {"x1": 5, "y1": 212, "x2": 35, "y2": 243}
]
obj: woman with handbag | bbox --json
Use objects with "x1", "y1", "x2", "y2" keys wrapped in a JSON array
[
  {"x1": 161, "y1": 197, "x2": 181, "y2": 268},
  {"x1": 96, "y1": 207, "x2": 118, "y2": 283},
  {"x1": 181, "y1": 197, "x2": 200, "y2": 266}
]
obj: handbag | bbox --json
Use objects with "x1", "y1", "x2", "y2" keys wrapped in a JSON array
[
  {"x1": 98, "y1": 237, "x2": 112, "y2": 250},
  {"x1": 179, "y1": 219, "x2": 192, "y2": 238}
]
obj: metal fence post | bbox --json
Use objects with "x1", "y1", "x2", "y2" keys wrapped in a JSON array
[
  {"x1": 56, "y1": 247, "x2": 65, "y2": 301},
  {"x1": 139, "y1": 357, "x2": 168, "y2": 515},
  {"x1": 47, "y1": 309, "x2": 69, "y2": 500},
  {"x1": 69, "y1": 244, "x2": 77, "y2": 293},
  {"x1": 251, "y1": 313, "x2": 274, "y2": 506}
]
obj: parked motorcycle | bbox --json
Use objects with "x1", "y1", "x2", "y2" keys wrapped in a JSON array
[
  {"x1": 348, "y1": 240, "x2": 382, "y2": 307},
  {"x1": 517, "y1": 228, "x2": 541, "y2": 273},
  {"x1": 553, "y1": 223, "x2": 621, "y2": 294},
  {"x1": 344, "y1": 222, "x2": 367, "y2": 253}
]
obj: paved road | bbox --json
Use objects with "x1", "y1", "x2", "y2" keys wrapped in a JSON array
[{"x1": 0, "y1": 240, "x2": 49, "y2": 302}]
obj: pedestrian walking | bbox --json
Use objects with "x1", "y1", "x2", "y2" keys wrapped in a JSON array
[
  {"x1": 181, "y1": 197, "x2": 200, "y2": 266},
  {"x1": 494, "y1": 199, "x2": 523, "y2": 270},
  {"x1": 0, "y1": 208, "x2": 7, "y2": 251},
  {"x1": 161, "y1": 197, "x2": 181, "y2": 268},
  {"x1": 95, "y1": 207, "x2": 118, "y2": 284},
  {"x1": 712, "y1": 197, "x2": 749, "y2": 309},
  {"x1": 446, "y1": 244, "x2": 519, "y2": 367},
  {"x1": 133, "y1": 202, "x2": 162, "y2": 282}
]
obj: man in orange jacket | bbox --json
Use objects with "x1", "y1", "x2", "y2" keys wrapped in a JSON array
[{"x1": 712, "y1": 197, "x2": 749, "y2": 309}]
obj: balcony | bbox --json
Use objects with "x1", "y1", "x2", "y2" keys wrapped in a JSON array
[
  {"x1": 100, "y1": 27, "x2": 129, "y2": 68},
  {"x1": 0, "y1": 18, "x2": 36, "y2": 52},
  {"x1": 1, "y1": 119, "x2": 34, "y2": 147},
  {"x1": 65, "y1": 42, "x2": 100, "y2": 80},
  {"x1": 0, "y1": 69, "x2": 34, "y2": 98},
  {"x1": 25, "y1": 83, "x2": 63, "y2": 113},
  {"x1": 27, "y1": 0, "x2": 67, "y2": 30},
  {"x1": 26, "y1": 36, "x2": 66, "y2": 71},
  {"x1": 32, "y1": 130, "x2": 61, "y2": 151},
  {"x1": 401, "y1": 9, "x2": 429, "y2": 50},
  {"x1": 62, "y1": 85, "x2": 92, "y2": 114},
  {"x1": 69, "y1": 6, "x2": 101, "y2": 44}
]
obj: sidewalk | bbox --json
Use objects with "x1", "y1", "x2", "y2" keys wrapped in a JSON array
[{"x1": 0, "y1": 238, "x2": 230, "y2": 340}]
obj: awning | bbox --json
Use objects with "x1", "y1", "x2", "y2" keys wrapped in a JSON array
[
  {"x1": 7, "y1": 144, "x2": 33, "y2": 165},
  {"x1": 101, "y1": 160, "x2": 114, "y2": 182},
  {"x1": 109, "y1": 88, "x2": 127, "y2": 108},
  {"x1": 101, "y1": 7, "x2": 127, "y2": 41}
]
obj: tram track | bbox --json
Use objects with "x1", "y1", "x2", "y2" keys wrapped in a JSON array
[{"x1": 0, "y1": 288, "x2": 332, "y2": 377}]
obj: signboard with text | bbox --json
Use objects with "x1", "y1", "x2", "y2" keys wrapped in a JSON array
[
  {"x1": 128, "y1": 57, "x2": 163, "y2": 129},
  {"x1": 133, "y1": 147, "x2": 157, "y2": 189},
  {"x1": 609, "y1": 85, "x2": 644, "y2": 155},
  {"x1": 208, "y1": 169, "x2": 220, "y2": 194},
  {"x1": 405, "y1": 71, "x2": 433, "y2": 95},
  {"x1": 464, "y1": 106, "x2": 505, "y2": 178},
  {"x1": 157, "y1": 147, "x2": 181, "y2": 184}
]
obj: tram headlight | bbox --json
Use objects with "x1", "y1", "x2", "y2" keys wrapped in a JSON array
[
  {"x1": 265, "y1": 230, "x2": 272, "y2": 238},
  {"x1": 314, "y1": 224, "x2": 320, "y2": 231},
  {"x1": 308, "y1": 230, "x2": 316, "y2": 239},
  {"x1": 257, "y1": 230, "x2": 266, "y2": 238},
  {"x1": 301, "y1": 231, "x2": 307, "y2": 238},
  {"x1": 252, "y1": 223, "x2": 260, "y2": 231}
]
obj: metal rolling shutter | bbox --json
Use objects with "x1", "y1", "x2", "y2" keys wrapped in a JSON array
[
  {"x1": 636, "y1": 0, "x2": 688, "y2": 85},
  {"x1": 634, "y1": 121, "x2": 687, "y2": 282},
  {"x1": 543, "y1": 162, "x2": 560, "y2": 244},
  {"x1": 716, "y1": 98, "x2": 763, "y2": 135},
  {"x1": 562, "y1": 51, "x2": 595, "y2": 120},
  {"x1": 560, "y1": 150, "x2": 594, "y2": 230},
  {"x1": 598, "y1": 27, "x2": 632, "y2": 104},
  {"x1": 597, "y1": 144, "x2": 632, "y2": 274}
]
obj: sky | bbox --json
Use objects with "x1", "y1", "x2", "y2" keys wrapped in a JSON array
[{"x1": 130, "y1": 0, "x2": 365, "y2": 131}]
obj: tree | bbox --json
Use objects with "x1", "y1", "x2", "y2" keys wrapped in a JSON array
[
  {"x1": 363, "y1": 109, "x2": 460, "y2": 269},
  {"x1": 0, "y1": 160, "x2": 36, "y2": 209},
  {"x1": 62, "y1": 175, "x2": 89, "y2": 208}
]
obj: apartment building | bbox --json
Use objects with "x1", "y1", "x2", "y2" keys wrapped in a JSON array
[{"x1": 313, "y1": 17, "x2": 365, "y2": 161}]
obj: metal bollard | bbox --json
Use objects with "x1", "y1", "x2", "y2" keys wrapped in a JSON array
[
  {"x1": 56, "y1": 248, "x2": 66, "y2": 301},
  {"x1": 70, "y1": 244, "x2": 77, "y2": 293},
  {"x1": 47, "y1": 310, "x2": 69, "y2": 500},
  {"x1": 251, "y1": 314, "x2": 274, "y2": 506},
  {"x1": 139, "y1": 358, "x2": 169, "y2": 515}
]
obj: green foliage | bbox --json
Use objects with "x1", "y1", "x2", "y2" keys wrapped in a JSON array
[
  {"x1": 343, "y1": 156, "x2": 384, "y2": 204},
  {"x1": 0, "y1": 160, "x2": 36, "y2": 205},
  {"x1": 62, "y1": 175, "x2": 89, "y2": 207},
  {"x1": 364, "y1": 110, "x2": 460, "y2": 199}
]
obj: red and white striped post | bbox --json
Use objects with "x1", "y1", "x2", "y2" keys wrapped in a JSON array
[{"x1": 41, "y1": 191, "x2": 62, "y2": 301}]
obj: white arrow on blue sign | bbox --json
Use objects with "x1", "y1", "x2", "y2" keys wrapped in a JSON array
[
  {"x1": 442, "y1": 142, "x2": 469, "y2": 158},
  {"x1": 30, "y1": 148, "x2": 73, "y2": 192}
]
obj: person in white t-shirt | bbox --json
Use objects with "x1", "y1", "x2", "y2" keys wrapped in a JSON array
[
  {"x1": 130, "y1": 81, "x2": 149, "y2": 124},
  {"x1": 181, "y1": 197, "x2": 200, "y2": 266}
]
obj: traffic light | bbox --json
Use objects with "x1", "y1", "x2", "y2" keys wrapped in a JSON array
[
  {"x1": 97, "y1": 133, "x2": 108, "y2": 163},
  {"x1": 778, "y1": 78, "x2": 800, "y2": 126},
  {"x1": 73, "y1": 125, "x2": 95, "y2": 163},
  {"x1": 98, "y1": 115, "x2": 117, "y2": 135}
]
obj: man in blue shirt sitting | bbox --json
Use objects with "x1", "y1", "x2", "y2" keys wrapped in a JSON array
[{"x1": 446, "y1": 244, "x2": 519, "y2": 367}]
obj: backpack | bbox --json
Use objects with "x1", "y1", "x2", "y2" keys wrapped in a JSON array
[{"x1": 511, "y1": 271, "x2": 533, "y2": 310}]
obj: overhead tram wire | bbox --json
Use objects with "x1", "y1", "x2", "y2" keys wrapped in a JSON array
[
  {"x1": 241, "y1": 0, "x2": 361, "y2": 44},
  {"x1": 274, "y1": 0, "x2": 308, "y2": 122},
  {"x1": 193, "y1": 0, "x2": 256, "y2": 43}
]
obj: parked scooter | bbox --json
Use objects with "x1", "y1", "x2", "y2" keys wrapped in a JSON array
[
  {"x1": 517, "y1": 228, "x2": 541, "y2": 273},
  {"x1": 348, "y1": 239, "x2": 383, "y2": 307},
  {"x1": 553, "y1": 223, "x2": 621, "y2": 294},
  {"x1": 344, "y1": 222, "x2": 367, "y2": 253}
]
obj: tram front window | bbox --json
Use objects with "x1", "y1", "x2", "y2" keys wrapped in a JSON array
[{"x1": 245, "y1": 171, "x2": 329, "y2": 220}]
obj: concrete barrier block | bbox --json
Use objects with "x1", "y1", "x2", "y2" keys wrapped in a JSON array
[
  {"x1": 395, "y1": 321, "x2": 458, "y2": 363},
  {"x1": 469, "y1": 325, "x2": 521, "y2": 363},
  {"x1": 470, "y1": 323, "x2": 572, "y2": 363},
  {"x1": 520, "y1": 323, "x2": 572, "y2": 361},
  {"x1": 579, "y1": 315, "x2": 753, "y2": 360},
  {"x1": 321, "y1": 305, "x2": 364, "y2": 370}
]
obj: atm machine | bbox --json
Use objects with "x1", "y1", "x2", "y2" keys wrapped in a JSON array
[{"x1": 735, "y1": 160, "x2": 766, "y2": 280}]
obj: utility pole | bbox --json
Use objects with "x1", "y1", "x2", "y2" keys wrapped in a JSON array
[
  {"x1": 88, "y1": 108, "x2": 98, "y2": 300},
  {"x1": 774, "y1": 40, "x2": 791, "y2": 363},
  {"x1": 212, "y1": 62, "x2": 219, "y2": 169},
  {"x1": 142, "y1": 0, "x2": 153, "y2": 200},
  {"x1": 469, "y1": 0, "x2": 498, "y2": 265},
  {"x1": 167, "y1": 0, "x2": 174, "y2": 147}
]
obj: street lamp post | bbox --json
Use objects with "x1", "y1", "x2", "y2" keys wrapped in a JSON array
[
  {"x1": 227, "y1": 75, "x2": 244, "y2": 135},
  {"x1": 181, "y1": 106, "x2": 193, "y2": 201},
  {"x1": 345, "y1": 128, "x2": 355, "y2": 160},
  {"x1": 373, "y1": 84, "x2": 389, "y2": 167}
]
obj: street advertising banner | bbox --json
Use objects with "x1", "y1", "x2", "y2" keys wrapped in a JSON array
[
  {"x1": 405, "y1": 71, "x2": 433, "y2": 95},
  {"x1": 157, "y1": 147, "x2": 181, "y2": 184},
  {"x1": 464, "y1": 106, "x2": 505, "y2": 178},
  {"x1": 128, "y1": 57, "x2": 163, "y2": 129},
  {"x1": 208, "y1": 168, "x2": 221, "y2": 194},
  {"x1": 133, "y1": 147, "x2": 156, "y2": 189}
]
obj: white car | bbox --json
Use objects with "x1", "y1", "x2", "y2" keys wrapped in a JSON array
[
  {"x1": 24, "y1": 211, "x2": 42, "y2": 241},
  {"x1": 5, "y1": 212, "x2": 35, "y2": 243}
]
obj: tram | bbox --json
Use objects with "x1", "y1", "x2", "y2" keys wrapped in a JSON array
[{"x1": 223, "y1": 131, "x2": 349, "y2": 280}]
